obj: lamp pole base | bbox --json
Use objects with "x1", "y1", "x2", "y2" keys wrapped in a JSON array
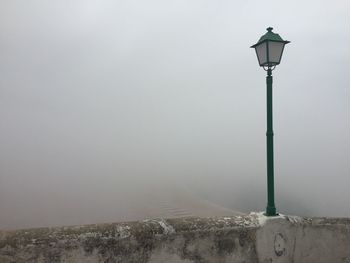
[{"x1": 265, "y1": 206, "x2": 277, "y2": 216}]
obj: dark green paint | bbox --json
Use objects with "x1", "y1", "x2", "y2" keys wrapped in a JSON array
[
  {"x1": 251, "y1": 27, "x2": 290, "y2": 48},
  {"x1": 265, "y1": 68, "x2": 276, "y2": 216}
]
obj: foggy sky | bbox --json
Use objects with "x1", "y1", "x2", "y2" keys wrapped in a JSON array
[{"x1": 1, "y1": 0, "x2": 350, "y2": 229}]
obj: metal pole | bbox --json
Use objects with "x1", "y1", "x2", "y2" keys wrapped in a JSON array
[{"x1": 266, "y1": 67, "x2": 277, "y2": 216}]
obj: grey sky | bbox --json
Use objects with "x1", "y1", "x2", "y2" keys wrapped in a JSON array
[{"x1": 0, "y1": 0, "x2": 350, "y2": 229}]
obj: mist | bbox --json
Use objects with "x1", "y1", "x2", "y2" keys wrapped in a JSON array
[{"x1": 1, "y1": 0, "x2": 350, "y2": 229}]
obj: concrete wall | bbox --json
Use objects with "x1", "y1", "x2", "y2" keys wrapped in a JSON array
[{"x1": 0, "y1": 213, "x2": 350, "y2": 263}]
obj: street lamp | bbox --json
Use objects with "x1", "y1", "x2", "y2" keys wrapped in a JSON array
[{"x1": 251, "y1": 27, "x2": 289, "y2": 216}]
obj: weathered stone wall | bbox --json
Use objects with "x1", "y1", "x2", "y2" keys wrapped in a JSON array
[{"x1": 0, "y1": 213, "x2": 350, "y2": 263}]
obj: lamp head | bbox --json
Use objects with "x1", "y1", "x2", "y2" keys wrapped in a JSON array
[{"x1": 251, "y1": 27, "x2": 290, "y2": 68}]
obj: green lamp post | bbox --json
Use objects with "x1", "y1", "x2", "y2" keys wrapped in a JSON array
[{"x1": 251, "y1": 27, "x2": 290, "y2": 216}]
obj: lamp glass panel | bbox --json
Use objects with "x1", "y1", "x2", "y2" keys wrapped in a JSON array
[
  {"x1": 268, "y1": 41, "x2": 285, "y2": 64},
  {"x1": 255, "y1": 42, "x2": 267, "y2": 66}
]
